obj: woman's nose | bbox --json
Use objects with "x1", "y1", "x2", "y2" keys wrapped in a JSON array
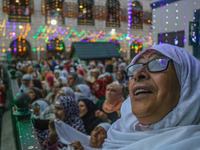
[
  {"x1": 93, "y1": 131, "x2": 98, "y2": 137},
  {"x1": 54, "y1": 109, "x2": 57, "y2": 115},
  {"x1": 133, "y1": 66, "x2": 149, "y2": 82}
]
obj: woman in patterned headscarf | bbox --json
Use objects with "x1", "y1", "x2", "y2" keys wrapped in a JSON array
[{"x1": 46, "y1": 96, "x2": 86, "y2": 149}]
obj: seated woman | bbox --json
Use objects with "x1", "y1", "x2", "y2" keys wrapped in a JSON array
[
  {"x1": 20, "y1": 74, "x2": 32, "y2": 93},
  {"x1": 75, "y1": 84, "x2": 95, "y2": 103},
  {"x1": 67, "y1": 72, "x2": 86, "y2": 91},
  {"x1": 29, "y1": 79, "x2": 45, "y2": 97},
  {"x1": 45, "y1": 82, "x2": 62, "y2": 105},
  {"x1": 115, "y1": 70, "x2": 128, "y2": 87},
  {"x1": 48, "y1": 121, "x2": 111, "y2": 150},
  {"x1": 28, "y1": 87, "x2": 44, "y2": 105},
  {"x1": 46, "y1": 96, "x2": 86, "y2": 149},
  {"x1": 58, "y1": 76, "x2": 67, "y2": 87},
  {"x1": 78, "y1": 99, "x2": 103, "y2": 135},
  {"x1": 103, "y1": 44, "x2": 200, "y2": 149},
  {"x1": 31, "y1": 100, "x2": 48, "y2": 119},
  {"x1": 96, "y1": 82, "x2": 124, "y2": 124},
  {"x1": 91, "y1": 79, "x2": 106, "y2": 105}
]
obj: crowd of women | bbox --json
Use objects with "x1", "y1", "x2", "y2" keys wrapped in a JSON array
[
  {"x1": 11, "y1": 43, "x2": 200, "y2": 150},
  {"x1": 11, "y1": 57, "x2": 129, "y2": 149}
]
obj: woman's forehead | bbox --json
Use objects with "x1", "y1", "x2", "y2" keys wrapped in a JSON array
[
  {"x1": 136, "y1": 50, "x2": 167, "y2": 63},
  {"x1": 55, "y1": 103, "x2": 62, "y2": 108}
]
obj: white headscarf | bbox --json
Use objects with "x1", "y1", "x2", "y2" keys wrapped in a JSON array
[
  {"x1": 75, "y1": 84, "x2": 95, "y2": 103},
  {"x1": 61, "y1": 87, "x2": 75, "y2": 99},
  {"x1": 54, "y1": 120, "x2": 101, "y2": 150},
  {"x1": 58, "y1": 76, "x2": 67, "y2": 85},
  {"x1": 97, "y1": 122, "x2": 111, "y2": 131},
  {"x1": 103, "y1": 44, "x2": 200, "y2": 150},
  {"x1": 61, "y1": 69, "x2": 69, "y2": 78},
  {"x1": 31, "y1": 100, "x2": 48, "y2": 119}
]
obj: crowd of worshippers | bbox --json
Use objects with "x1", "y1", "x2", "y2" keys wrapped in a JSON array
[
  {"x1": 10, "y1": 57, "x2": 129, "y2": 149},
  {"x1": 11, "y1": 43, "x2": 200, "y2": 150}
]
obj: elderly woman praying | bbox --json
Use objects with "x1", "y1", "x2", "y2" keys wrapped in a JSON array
[{"x1": 103, "y1": 43, "x2": 200, "y2": 150}]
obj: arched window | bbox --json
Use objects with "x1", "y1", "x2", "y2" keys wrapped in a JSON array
[
  {"x1": 9, "y1": 37, "x2": 31, "y2": 59},
  {"x1": 46, "y1": 38, "x2": 65, "y2": 59},
  {"x1": 106, "y1": 0, "x2": 120, "y2": 27},
  {"x1": 46, "y1": 38, "x2": 65, "y2": 53},
  {"x1": 45, "y1": 0, "x2": 64, "y2": 25},
  {"x1": 7, "y1": 0, "x2": 33, "y2": 22},
  {"x1": 131, "y1": 1, "x2": 143, "y2": 29},
  {"x1": 78, "y1": 0, "x2": 94, "y2": 25},
  {"x1": 130, "y1": 41, "x2": 143, "y2": 58}
]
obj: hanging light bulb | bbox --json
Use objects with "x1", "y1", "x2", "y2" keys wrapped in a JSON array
[
  {"x1": 174, "y1": 38, "x2": 178, "y2": 45},
  {"x1": 51, "y1": 19, "x2": 57, "y2": 25}
]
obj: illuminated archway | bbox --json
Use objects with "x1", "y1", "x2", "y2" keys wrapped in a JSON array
[
  {"x1": 130, "y1": 41, "x2": 143, "y2": 58},
  {"x1": 46, "y1": 37, "x2": 65, "y2": 58},
  {"x1": 9, "y1": 36, "x2": 31, "y2": 59}
]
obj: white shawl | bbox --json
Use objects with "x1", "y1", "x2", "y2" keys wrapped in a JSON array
[
  {"x1": 103, "y1": 44, "x2": 200, "y2": 150},
  {"x1": 54, "y1": 120, "x2": 101, "y2": 150}
]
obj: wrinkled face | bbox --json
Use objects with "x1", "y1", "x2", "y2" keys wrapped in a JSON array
[
  {"x1": 54, "y1": 103, "x2": 65, "y2": 121},
  {"x1": 29, "y1": 80, "x2": 34, "y2": 89},
  {"x1": 67, "y1": 75, "x2": 75, "y2": 87},
  {"x1": 119, "y1": 65, "x2": 125, "y2": 71},
  {"x1": 129, "y1": 50, "x2": 180, "y2": 124},
  {"x1": 55, "y1": 72, "x2": 60, "y2": 79},
  {"x1": 29, "y1": 89, "x2": 36, "y2": 101},
  {"x1": 106, "y1": 85, "x2": 117, "y2": 100},
  {"x1": 78, "y1": 101, "x2": 88, "y2": 117},
  {"x1": 113, "y1": 67, "x2": 118, "y2": 73},
  {"x1": 93, "y1": 82, "x2": 100, "y2": 91},
  {"x1": 58, "y1": 79, "x2": 63, "y2": 85},
  {"x1": 33, "y1": 103, "x2": 40, "y2": 116},
  {"x1": 53, "y1": 85, "x2": 61, "y2": 93},
  {"x1": 89, "y1": 126, "x2": 107, "y2": 148},
  {"x1": 116, "y1": 71, "x2": 123, "y2": 80},
  {"x1": 55, "y1": 89, "x2": 66, "y2": 100},
  {"x1": 93, "y1": 72, "x2": 99, "y2": 79},
  {"x1": 22, "y1": 79, "x2": 30, "y2": 86}
]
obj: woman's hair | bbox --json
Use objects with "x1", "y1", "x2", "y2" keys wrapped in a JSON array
[
  {"x1": 31, "y1": 79, "x2": 43, "y2": 89},
  {"x1": 30, "y1": 87, "x2": 43, "y2": 100}
]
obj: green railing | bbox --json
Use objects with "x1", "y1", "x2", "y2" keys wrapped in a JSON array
[{"x1": 5, "y1": 66, "x2": 42, "y2": 150}]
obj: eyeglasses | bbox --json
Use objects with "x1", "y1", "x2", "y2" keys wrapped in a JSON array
[{"x1": 126, "y1": 58, "x2": 172, "y2": 77}]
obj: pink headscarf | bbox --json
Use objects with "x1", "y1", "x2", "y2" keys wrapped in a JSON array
[
  {"x1": 45, "y1": 73, "x2": 54, "y2": 88},
  {"x1": 103, "y1": 82, "x2": 124, "y2": 113}
]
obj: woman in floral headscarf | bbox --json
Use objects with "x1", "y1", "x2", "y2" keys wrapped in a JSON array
[{"x1": 46, "y1": 96, "x2": 86, "y2": 149}]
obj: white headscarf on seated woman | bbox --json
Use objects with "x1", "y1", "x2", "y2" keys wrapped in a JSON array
[
  {"x1": 75, "y1": 84, "x2": 96, "y2": 103},
  {"x1": 103, "y1": 43, "x2": 200, "y2": 150},
  {"x1": 54, "y1": 121, "x2": 111, "y2": 150},
  {"x1": 31, "y1": 100, "x2": 48, "y2": 119}
]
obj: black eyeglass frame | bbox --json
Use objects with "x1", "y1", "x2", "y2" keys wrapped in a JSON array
[{"x1": 126, "y1": 58, "x2": 173, "y2": 77}]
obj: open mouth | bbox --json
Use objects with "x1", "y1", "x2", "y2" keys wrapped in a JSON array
[
  {"x1": 134, "y1": 89, "x2": 153, "y2": 96},
  {"x1": 90, "y1": 137, "x2": 97, "y2": 143}
]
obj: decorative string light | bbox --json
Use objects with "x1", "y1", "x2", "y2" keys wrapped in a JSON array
[
  {"x1": 183, "y1": 1, "x2": 187, "y2": 43},
  {"x1": 127, "y1": 0, "x2": 131, "y2": 40},
  {"x1": 174, "y1": 3, "x2": 178, "y2": 45}
]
